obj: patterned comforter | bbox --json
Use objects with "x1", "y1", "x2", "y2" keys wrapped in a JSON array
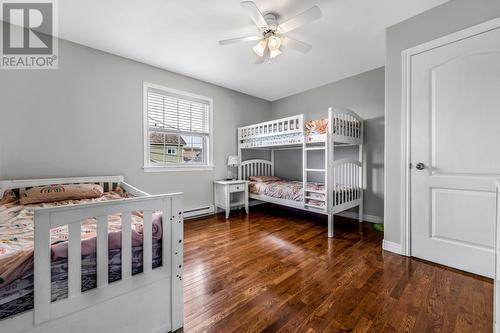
[
  {"x1": 0, "y1": 189, "x2": 159, "y2": 287},
  {"x1": 249, "y1": 180, "x2": 325, "y2": 202},
  {"x1": 249, "y1": 180, "x2": 360, "y2": 208}
]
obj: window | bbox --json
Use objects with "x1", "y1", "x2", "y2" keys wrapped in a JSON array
[
  {"x1": 143, "y1": 82, "x2": 213, "y2": 171},
  {"x1": 166, "y1": 146, "x2": 177, "y2": 156}
]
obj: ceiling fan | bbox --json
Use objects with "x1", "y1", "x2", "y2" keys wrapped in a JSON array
[{"x1": 219, "y1": 1, "x2": 322, "y2": 64}]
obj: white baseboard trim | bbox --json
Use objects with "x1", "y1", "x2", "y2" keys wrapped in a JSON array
[
  {"x1": 184, "y1": 205, "x2": 215, "y2": 219},
  {"x1": 382, "y1": 240, "x2": 402, "y2": 255},
  {"x1": 336, "y1": 211, "x2": 383, "y2": 224}
]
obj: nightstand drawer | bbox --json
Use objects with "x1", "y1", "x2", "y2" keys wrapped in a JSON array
[{"x1": 229, "y1": 184, "x2": 245, "y2": 192}]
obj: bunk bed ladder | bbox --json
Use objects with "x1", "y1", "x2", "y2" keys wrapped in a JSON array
[{"x1": 303, "y1": 139, "x2": 328, "y2": 212}]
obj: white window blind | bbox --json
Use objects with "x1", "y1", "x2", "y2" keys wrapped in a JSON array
[
  {"x1": 147, "y1": 89, "x2": 209, "y2": 134},
  {"x1": 144, "y1": 83, "x2": 213, "y2": 171}
]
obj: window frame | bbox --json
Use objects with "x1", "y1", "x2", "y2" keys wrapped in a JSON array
[{"x1": 143, "y1": 82, "x2": 214, "y2": 172}]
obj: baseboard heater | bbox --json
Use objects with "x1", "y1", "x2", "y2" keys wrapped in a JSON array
[{"x1": 184, "y1": 205, "x2": 215, "y2": 219}]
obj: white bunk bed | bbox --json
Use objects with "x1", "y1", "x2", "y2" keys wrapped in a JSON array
[
  {"x1": 0, "y1": 176, "x2": 183, "y2": 333},
  {"x1": 238, "y1": 107, "x2": 364, "y2": 238}
]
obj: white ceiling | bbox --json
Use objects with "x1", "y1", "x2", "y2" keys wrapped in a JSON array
[{"x1": 59, "y1": 0, "x2": 447, "y2": 101}]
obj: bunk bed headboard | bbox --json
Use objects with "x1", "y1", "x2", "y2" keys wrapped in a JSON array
[
  {"x1": 329, "y1": 107, "x2": 364, "y2": 142},
  {"x1": 239, "y1": 159, "x2": 274, "y2": 180}
]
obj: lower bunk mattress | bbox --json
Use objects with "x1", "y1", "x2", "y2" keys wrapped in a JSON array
[
  {"x1": 0, "y1": 240, "x2": 162, "y2": 319},
  {"x1": 248, "y1": 178, "x2": 360, "y2": 208}
]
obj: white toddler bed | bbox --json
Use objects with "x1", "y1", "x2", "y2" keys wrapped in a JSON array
[{"x1": 0, "y1": 176, "x2": 183, "y2": 333}]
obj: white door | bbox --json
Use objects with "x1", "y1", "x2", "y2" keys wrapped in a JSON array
[{"x1": 410, "y1": 26, "x2": 500, "y2": 278}]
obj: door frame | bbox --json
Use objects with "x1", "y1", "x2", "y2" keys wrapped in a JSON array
[{"x1": 400, "y1": 17, "x2": 500, "y2": 256}]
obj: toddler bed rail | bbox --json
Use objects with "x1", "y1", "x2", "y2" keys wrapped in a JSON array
[{"x1": 0, "y1": 176, "x2": 183, "y2": 333}]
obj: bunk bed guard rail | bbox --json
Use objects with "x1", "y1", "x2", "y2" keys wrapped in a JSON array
[{"x1": 238, "y1": 115, "x2": 304, "y2": 141}]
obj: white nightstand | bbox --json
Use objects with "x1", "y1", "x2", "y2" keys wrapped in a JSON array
[{"x1": 214, "y1": 180, "x2": 249, "y2": 219}]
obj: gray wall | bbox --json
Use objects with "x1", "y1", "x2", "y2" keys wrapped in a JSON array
[
  {"x1": 271, "y1": 67, "x2": 385, "y2": 218},
  {"x1": 0, "y1": 33, "x2": 388, "y2": 219},
  {"x1": 0, "y1": 39, "x2": 271, "y2": 210},
  {"x1": 385, "y1": 0, "x2": 500, "y2": 244}
]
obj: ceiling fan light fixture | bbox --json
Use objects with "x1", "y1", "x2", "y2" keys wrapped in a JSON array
[
  {"x1": 267, "y1": 35, "x2": 281, "y2": 51},
  {"x1": 253, "y1": 39, "x2": 267, "y2": 57},
  {"x1": 219, "y1": 1, "x2": 322, "y2": 63}
]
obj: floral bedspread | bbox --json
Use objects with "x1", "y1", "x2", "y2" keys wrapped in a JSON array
[
  {"x1": 248, "y1": 180, "x2": 359, "y2": 208},
  {"x1": 0, "y1": 188, "x2": 147, "y2": 287},
  {"x1": 249, "y1": 180, "x2": 325, "y2": 202}
]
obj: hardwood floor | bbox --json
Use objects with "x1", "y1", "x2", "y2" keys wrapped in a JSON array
[{"x1": 182, "y1": 205, "x2": 493, "y2": 333}]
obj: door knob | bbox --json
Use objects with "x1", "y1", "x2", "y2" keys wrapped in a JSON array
[{"x1": 415, "y1": 163, "x2": 425, "y2": 170}]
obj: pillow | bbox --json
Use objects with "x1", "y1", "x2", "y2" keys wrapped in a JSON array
[
  {"x1": 305, "y1": 119, "x2": 328, "y2": 135},
  {"x1": 20, "y1": 184, "x2": 104, "y2": 205},
  {"x1": 248, "y1": 176, "x2": 281, "y2": 182},
  {"x1": 1, "y1": 190, "x2": 17, "y2": 204}
]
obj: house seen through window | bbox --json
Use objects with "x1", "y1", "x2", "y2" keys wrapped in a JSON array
[{"x1": 144, "y1": 83, "x2": 212, "y2": 170}]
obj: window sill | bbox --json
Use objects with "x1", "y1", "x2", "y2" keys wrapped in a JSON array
[{"x1": 143, "y1": 165, "x2": 215, "y2": 173}]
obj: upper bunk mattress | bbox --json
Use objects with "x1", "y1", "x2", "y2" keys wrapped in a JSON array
[{"x1": 0, "y1": 188, "x2": 162, "y2": 287}]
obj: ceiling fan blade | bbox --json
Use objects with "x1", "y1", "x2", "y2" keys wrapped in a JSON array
[
  {"x1": 240, "y1": 1, "x2": 268, "y2": 29},
  {"x1": 278, "y1": 6, "x2": 322, "y2": 33},
  {"x1": 219, "y1": 36, "x2": 261, "y2": 45},
  {"x1": 281, "y1": 37, "x2": 312, "y2": 54}
]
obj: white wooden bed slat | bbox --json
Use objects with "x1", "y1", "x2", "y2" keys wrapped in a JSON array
[
  {"x1": 68, "y1": 221, "x2": 82, "y2": 299},
  {"x1": 33, "y1": 211, "x2": 51, "y2": 324},
  {"x1": 143, "y1": 210, "x2": 153, "y2": 273},
  {"x1": 121, "y1": 211, "x2": 132, "y2": 279},
  {"x1": 162, "y1": 199, "x2": 172, "y2": 273},
  {"x1": 97, "y1": 215, "x2": 109, "y2": 288}
]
